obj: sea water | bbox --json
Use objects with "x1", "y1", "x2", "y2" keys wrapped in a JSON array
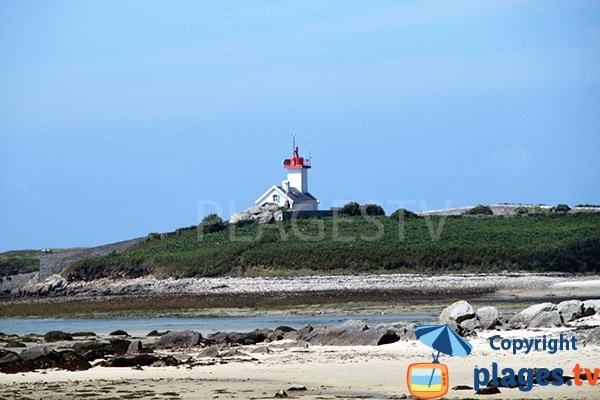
[{"x1": 0, "y1": 312, "x2": 436, "y2": 336}]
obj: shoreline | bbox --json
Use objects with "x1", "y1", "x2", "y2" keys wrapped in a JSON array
[{"x1": 2, "y1": 273, "x2": 599, "y2": 318}]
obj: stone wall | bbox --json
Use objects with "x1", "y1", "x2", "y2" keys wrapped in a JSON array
[{"x1": 39, "y1": 237, "x2": 148, "y2": 281}]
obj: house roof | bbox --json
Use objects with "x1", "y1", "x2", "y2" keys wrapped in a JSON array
[{"x1": 277, "y1": 186, "x2": 317, "y2": 202}]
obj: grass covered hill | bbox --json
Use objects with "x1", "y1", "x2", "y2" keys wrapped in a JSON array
[{"x1": 63, "y1": 212, "x2": 600, "y2": 280}]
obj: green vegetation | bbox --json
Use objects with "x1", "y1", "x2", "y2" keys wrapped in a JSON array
[
  {"x1": 340, "y1": 201, "x2": 385, "y2": 216},
  {"x1": 389, "y1": 208, "x2": 419, "y2": 220},
  {"x1": 465, "y1": 204, "x2": 494, "y2": 215},
  {"x1": 63, "y1": 213, "x2": 600, "y2": 280},
  {"x1": 550, "y1": 204, "x2": 571, "y2": 214},
  {"x1": 0, "y1": 250, "x2": 40, "y2": 277}
]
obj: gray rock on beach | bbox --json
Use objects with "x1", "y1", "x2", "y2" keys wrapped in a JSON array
[
  {"x1": 155, "y1": 330, "x2": 202, "y2": 350},
  {"x1": 509, "y1": 302, "x2": 556, "y2": 328},
  {"x1": 439, "y1": 300, "x2": 475, "y2": 324},
  {"x1": 557, "y1": 300, "x2": 584, "y2": 322},
  {"x1": 528, "y1": 311, "x2": 562, "y2": 328},
  {"x1": 475, "y1": 306, "x2": 499, "y2": 329},
  {"x1": 127, "y1": 340, "x2": 143, "y2": 354},
  {"x1": 296, "y1": 320, "x2": 414, "y2": 346},
  {"x1": 582, "y1": 299, "x2": 600, "y2": 316}
]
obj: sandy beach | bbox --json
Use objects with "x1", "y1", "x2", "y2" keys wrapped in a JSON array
[{"x1": 1, "y1": 327, "x2": 598, "y2": 399}]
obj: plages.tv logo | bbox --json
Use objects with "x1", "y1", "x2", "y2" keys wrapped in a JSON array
[{"x1": 407, "y1": 324, "x2": 473, "y2": 399}]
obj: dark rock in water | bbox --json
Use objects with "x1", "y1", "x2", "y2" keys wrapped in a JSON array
[
  {"x1": 71, "y1": 332, "x2": 97, "y2": 337},
  {"x1": 4, "y1": 340, "x2": 26, "y2": 348},
  {"x1": 452, "y1": 385, "x2": 473, "y2": 390},
  {"x1": 155, "y1": 330, "x2": 202, "y2": 349},
  {"x1": 109, "y1": 330, "x2": 129, "y2": 336},
  {"x1": 476, "y1": 386, "x2": 501, "y2": 395},
  {"x1": 275, "y1": 326, "x2": 296, "y2": 333},
  {"x1": 147, "y1": 330, "x2": 170, "y2": 337},
  {"x1": 44, "y1": 331, "x2": 73, "y2": 342},
  {"x1": 107, "y1": 354, "x2": 158, "y2": 367},
  {"x1": 287, "y1": 384, "x2": 307, "y2": 391},
  {"x1": 197, "y1": 347, "x2": 220, "y2": 358},
  {"x1": 127, "y1": 340, "x2": 143, "y2": 354}
]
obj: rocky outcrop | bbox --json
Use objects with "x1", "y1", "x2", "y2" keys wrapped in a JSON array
[
  {"x1": 439, "y1": 300, "x2": 475, "y2": 324},
  {"x1": 155, "y1": 330, "x2": 202, "y2": 350},
  {"x1": 229, "y1": 204, "x2": 284, "y2": 224},
  {"x1": 295, "y1": 320, "x2": 415, "y2": 346},
  {"x1": 509, "y1": 302, "x2": 556, "y2": 328},
  {"x1": 475, "y1": 306, "x2": 499, "y2": 329},
  {"x1": 557, "y1": 300, "x2": 583, "y2": 322}
]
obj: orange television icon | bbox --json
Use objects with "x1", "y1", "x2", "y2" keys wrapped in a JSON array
[{"x1": 406, "y1": 362, "x2": 449, "y2": 399}]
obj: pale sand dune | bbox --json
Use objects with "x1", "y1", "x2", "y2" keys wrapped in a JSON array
[{"x1": 1, "y1": 328, "x2": 598, "y2": 399}]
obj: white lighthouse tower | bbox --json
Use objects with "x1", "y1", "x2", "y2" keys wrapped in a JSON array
[{"x1": 255, "y1": 137, "x2": 319, "y2": 211}]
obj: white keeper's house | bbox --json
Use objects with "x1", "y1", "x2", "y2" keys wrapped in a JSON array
[{"x1": 255, "y1": 141, "x2": 319, "y2": 211}]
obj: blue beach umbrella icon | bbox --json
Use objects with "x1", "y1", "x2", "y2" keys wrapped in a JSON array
[{"x1": 415, "y1": 324, "x2": 473, "y2": 387}]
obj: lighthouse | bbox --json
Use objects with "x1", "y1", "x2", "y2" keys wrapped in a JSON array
[{"x1": 255, "y1": 138, "x2": 319, "y2": 211}]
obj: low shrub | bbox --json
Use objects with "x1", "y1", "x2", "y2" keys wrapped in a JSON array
[{"x1": 465, "y1": 204, "x2": 493, "y2": 216}]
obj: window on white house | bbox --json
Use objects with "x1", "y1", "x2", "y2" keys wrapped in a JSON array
[{"x1": 273, "y1": 194, "x2": 279, "y2": 203}]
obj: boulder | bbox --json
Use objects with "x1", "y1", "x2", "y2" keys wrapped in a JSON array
[
  {"x1": 197, "y1": 347, "x2": 220, "y2": 358},
  {"x1": 296, "y1": 320, "x2": 411, "y2": 346},
  {"x1": 528, "y1": 311, "x2": 562, "y2": 328},
  {"x1": 72, "y1": 339, "x2": 131, "y2": 361},
  {"x1": 459, "y1": 317, "x2": 481, "y2": 334},
  {"x1": 220, "y1": 348, "x2": 249, "y2": 358},
  {"x1": 44, "y1": 331, "x2": 73, "y2": 342},
  {"x1": 439, "y1": 300, "x2": 475, "y2": 324},
  {"x1": 71, "y1": 332, "x2": 97, "y2": 337},
  {"x1": 155, "y1": 330, "x2": 202, "y2": 350},
  {"x1": 107, "y1": 354, "x2": 159, "y2": 367},
  {"x1": 475, "y1": 306, "x2": 499, "y2": 329},
  {"x1": 4, "y1": 340, "x2": 26, "y2": 348},
  {"x1": 3, "y1": 348, "x2": 90, "y2": 373},
  {"x1": 209, "y1": 329, "x2": 271, "y2": 346},
  {"x1": 151, "y1": 355, "x2": 179, "y2": 367},
  {"x1": 557, "y1": 300, "x2": 584, "y2": 322},
  {"x1": 0, "y1": 350, "x2": 20, "y2": 365},
  {"x1": 147, "y1": 330, "x2": 170, "y2": 337},
  {"x1": 509, "y1": 302, "x2": 556, "y2": 328},
  {"x1": 288, "y1": 384, "x2": 307, "y2": 391},
  {"x1": 582, "y1": 299, "x2": 600, "y2": 316},
  {"x1": 20, "y1": 345, "x2": 53, "y2": 361},
  {"x1": 251, "y1": 346, "x2": 272, "y2": 354},
  {"x1": 127, "y1": 340, "x2": 143, "y2": 354},
  {"x1": 109, "y1": 330, "x2": 129, "y2": 336},
  {"x1": 229, "y1": 204, "x2": 284, "y2": 225},
  {"x1": 267, "y1": 326, "x2": 297, "y2": 342}
]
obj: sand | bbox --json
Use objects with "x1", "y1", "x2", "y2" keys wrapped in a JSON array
[{"x1": 1, "y1": 325, "x2": 598, "y2": 399}]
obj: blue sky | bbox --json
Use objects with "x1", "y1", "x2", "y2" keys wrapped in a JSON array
[{"x1": 1, "y1": 0, "x2": 599, "y2": 251}]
